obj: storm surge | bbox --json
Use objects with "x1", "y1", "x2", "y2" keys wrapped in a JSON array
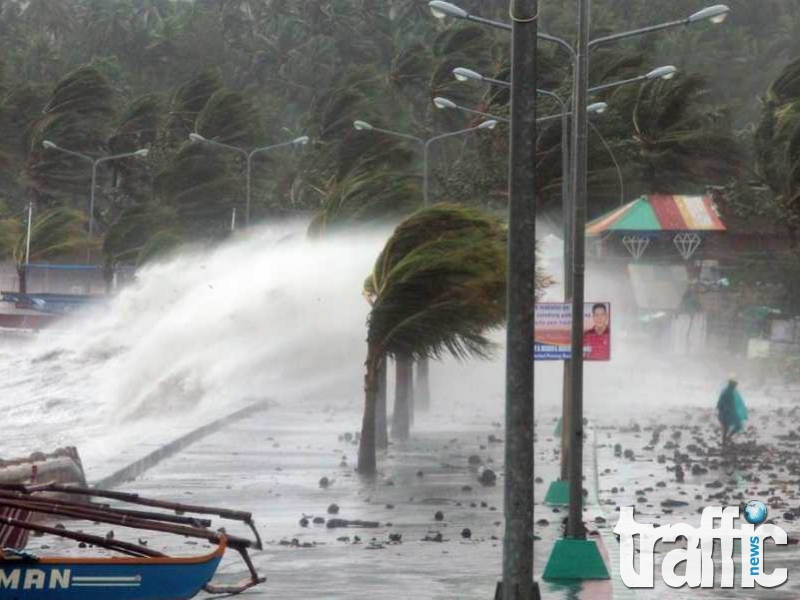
[{"x1": 0, "y1": 221, "x2": 388, "y2": 460}]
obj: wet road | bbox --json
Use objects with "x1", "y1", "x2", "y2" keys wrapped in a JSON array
[{"x1": 29, "y1": 399, "x2": 615, "y2": 600}]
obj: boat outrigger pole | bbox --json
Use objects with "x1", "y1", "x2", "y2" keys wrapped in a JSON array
[{"x1": 0, "y1": 482, "x2": 266, "y2": 595}]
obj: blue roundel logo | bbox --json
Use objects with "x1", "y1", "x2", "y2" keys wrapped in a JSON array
[{"x1": 744, "y1": 500, "x2": 768, "y2": 525}]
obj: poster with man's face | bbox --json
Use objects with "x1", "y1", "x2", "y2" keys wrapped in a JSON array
[
  {"x1": 534, "y1": 302, "x2": 611, "y2": 361},
  {"x1": 582, "y1": 302, "x2": 611, "y2": 361}
]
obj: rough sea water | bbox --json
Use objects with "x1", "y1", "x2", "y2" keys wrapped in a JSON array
[{"x1": 0, "y1": 222, "x2": 396, "y2": 463}]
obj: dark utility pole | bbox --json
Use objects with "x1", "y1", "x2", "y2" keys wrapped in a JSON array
[
  {"x1": 502, "y1": 0, "x2": 539, "y2": 598},
  {"x1": 566, "y1": 0, "x2": 590, "y2": 540}
]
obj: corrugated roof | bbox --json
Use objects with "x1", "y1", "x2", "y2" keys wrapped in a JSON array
[{"x1": 586, "y1": 195, "x2": 726, "y2": 236}]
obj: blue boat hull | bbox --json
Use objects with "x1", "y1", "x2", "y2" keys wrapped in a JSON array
[{"x1": 0, "y1": 550, "x2": 222, "y2": 600}]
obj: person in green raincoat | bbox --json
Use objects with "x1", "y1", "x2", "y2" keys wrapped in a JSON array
[{"x1": 717, "y1": 375, "x2": 748, "y2": 446}]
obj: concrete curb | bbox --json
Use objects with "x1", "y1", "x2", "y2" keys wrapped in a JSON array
[{"x1": 93, "y1": 399, "x2": 270, "y2": 489}]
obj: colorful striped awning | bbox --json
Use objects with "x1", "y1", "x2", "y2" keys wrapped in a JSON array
[{"x1": 586, "y1": 195, "x2": 726, "y2": 236}]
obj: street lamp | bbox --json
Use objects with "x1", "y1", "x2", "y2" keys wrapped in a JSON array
[
  {"x1": 454, "y1": 65, "x2": 677, "y2": 93},
  {"x1": 452, "y1": 64, "x2": 675, "y2": 209},
  {"x1": 429, "y1": 1, "x2": 467, "y2": 19},
  {"x1": 188, "y1": 133, "x2": 309, "y2": 228},
  {"x1": 689, "y1": 4, "x2": 730, "y2": 23},
  {"x1": 433, "y1": 95, "x2": 608, "y2": 123},
  {"x1": 431, "y1": 0, "x2": 731, "y2": 586},
  {"x1": 351, "y1": 119, "x2": 497, "y2": 206},
  {"x1": 430, "y1": 1, "x2": 730, "y2": 36},
  {"x1": 41, "y1": 141, "x2": 149, "y2": 243}
]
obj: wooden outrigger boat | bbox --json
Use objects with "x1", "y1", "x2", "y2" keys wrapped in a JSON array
[{"x1": 0, "y1": 482, "x2": 265, "y2": 599}]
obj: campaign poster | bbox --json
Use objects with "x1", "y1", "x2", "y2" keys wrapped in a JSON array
[{"x1": 534, "y1": 302, "x2": 611, "y2": 361}]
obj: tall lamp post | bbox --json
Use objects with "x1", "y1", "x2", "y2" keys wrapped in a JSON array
[
  {"x1": 429, "y1": 0, "x2": 730, "y2": 585},
  {"x1": 41, "y1": 141, "x2": 149, "y2": 243},
  {"x1": 188, "y1": 133, "x2": 310, "y2": 228},
  {"x1": 501, "y1": 1, "x2": 539, "y2": 597},
  {"x1": 450, "y1": 68, "x2": 676, "y2": 440}
]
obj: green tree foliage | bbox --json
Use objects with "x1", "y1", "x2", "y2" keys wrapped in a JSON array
[
  {"x1": 152, "y1": 143, "x2": 239, "y2": 240},
  {"x1": 0, "y1": 0, "x2": 793, "y2": 265},
  {"x1": 0, "y1": 199, "x2": 22, "y2": 259},
  {"x1": 610, "y1": 74, "x2": 742, "y2": 194},
  {"x1": 754, "y1": 56, "x2": 800, "y2": 233},
  {"x1": 11, "y1": 207, "x2": 93, "y2": 291},
  {"x1": 102, "y1": 203, "x2": 176, "y2": 267},
  {"x1": 358, "y1": 205, "x2": 508, "y2": 474},
  {"x1": 23, "y1": 66, "x2": 118, "y2": 198}
]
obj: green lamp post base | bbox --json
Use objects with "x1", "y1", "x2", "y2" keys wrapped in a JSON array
[
  {"x1": 544, "y1": 479, "x2": 571, "y2": 506},
  {"x1": 542, "y1": 538, "x2": 610, "y2": 581}
]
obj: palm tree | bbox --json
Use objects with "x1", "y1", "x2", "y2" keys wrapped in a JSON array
[
  {"x1": 754, "y1": 55, "x2": 800, "y2": 234},
  {"x1": 358, "y1": 204, "x2": 507, "y2": 475},
  {"x1": 101, "y1": 203, "x2": 177, "y2": 286},
  {"x1": 12, "y1": 207, "x2": 92, "y2": 293},
  {"x1": 22, "y1": 66, "x2": 118, "y2": 200},
  {"x1": 152, "y1": 142, "x2": 239, "y2": 240},
  {"x1": 22, "y1": 0, "x2": 75, "y2": 47},
  {"x1": 308, "y1": 169, "x2": 420, "y2": 237},
  {"x1": 609, "y1": 74, "x2": 742, "y2": 194},
  {"x1": 165, "y1": 71, "x2": 223, "y2": 144},
  {"x1": 108, "y1": 93, "x2": 163, "y2": 204},
  {"x1": 195, "y1": 89, "x2": 261, "y2": 147},
  {"x1": 136, "y1": 228, "x2": 184, "y2": 265},
  {"x1": 0, "y1": 215, "x2": 22, "y2": 263}
]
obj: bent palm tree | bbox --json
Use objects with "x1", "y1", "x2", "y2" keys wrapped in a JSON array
[
  {"x1": 610, "y1": 74, "x2": 741, "y2": 193},
  {"x1": 358, "y1": 205, "x2": 507, "y2": 475},
  {"x1": 754, "y1": 56, "x2": 800, "y2": 233}
]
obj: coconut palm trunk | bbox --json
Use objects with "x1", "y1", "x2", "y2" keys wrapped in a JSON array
[
  {"x1": 415, "y1": 356, "x2": 431, "y2": 412},
  {"x1": 17, "y1": 265, "x2": 27, "y2": 294},
  {"x1": 376, "y1": 357, "x2": 388, "y2": 450},
  {"x1": 358, "y1": 351, "x2": 381, "y2": 475},
  {"x1": 392, "y1": 354, "x2": 413, "y2": 440}
]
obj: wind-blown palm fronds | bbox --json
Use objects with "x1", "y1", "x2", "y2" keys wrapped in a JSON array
[
  {"x1": 612, "y1": 74, "x2": 742, "y2": 192},
  {"x1": 755, "y1": 56, "x2": 800, "y2": 226},
  {"x1": 0, "y1": 217, "x2": 22, "y2": 260},
  {"x1": 358, "y1": 204, "x2": 508, "y2": 474},
  {"x1": 308, "y1": 169, "x2": 421, "y2": 237},
  {"x1": 153, "y1": 142, "x2": 239, "y2": 240},
  {"x1": 23, "y1": 66, "x2": 117, "y2": 198},
  {"x1": 110, "y1": 93, "x2": 163, "y2": 152},
  {"x1": 12, "y1": 207, "x2": 90, "y2": 265},
  {"x1": 102, "y1": 203, "x2": 177, "y2": 267},
  {"x1": 195, "y1": 89, "x2": 261, "y2": 146},
  {"x1": 136, "y1": 229, "x2": 184, "y2": 265},
  {"x1": 12, "y1": 207, "x2": 92, "y2": 292},
  {"x1": 167, "y1": 71, "x2": 223, "y2": 136}
]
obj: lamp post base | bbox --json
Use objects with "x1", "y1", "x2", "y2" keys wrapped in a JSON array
[
  {"x1": 542, "y1": 538, "x2": 610, "y2": 581},
  {"x1": 544, "y1": 479, "x2": 571, "y2": 506},
  {"x1": 493, "y1": 580, "x2": 542, "y2": 599}
]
